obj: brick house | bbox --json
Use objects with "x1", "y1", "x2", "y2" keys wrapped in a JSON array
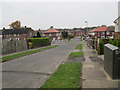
[
  {"x1": 2, "y1": 26, "x2": 35, "y2": 40},
  {"x1": 114, "y1": 17, "x2": 120, "y2": 38},
  {"x1": 57, "y1": 28, "x2": 84, "y2": 36},
  {"x1": 42, "y1": 27, "x2": 61, "y2": 40},
  {"x1": 92, "y1": 26, "x2": 115, "y2": 38},
  {"x1": 106, "y1": 26, "x2": 115, "y2": 38}
]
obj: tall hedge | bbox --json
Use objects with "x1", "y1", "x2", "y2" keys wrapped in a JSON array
[
  {"x1": 27, "y1": 37, "x2": 50, "y2": 48},
  {"x1": 116, "y1": 38, "x2": 120, "y2": 48},
  {"x1": 98, "y1": 38, "x2": 104, "y2": 55},
  {"x1": 109, "y1": 38, "x2": 120, "y2": 48},
  {"x1": 109, "y1": 39, "x2": 113, "y2": 44}
]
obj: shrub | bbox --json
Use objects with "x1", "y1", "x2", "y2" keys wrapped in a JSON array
[
  {"x1": 116, "y1": 38, "x2": 120, "y2": 48},
  {"x1": 68, "y1": 35, "x2": 75, "y2": 39},
  {"x1": 27, "y1": 37, "x2": 50, "y2": 48},
  {"x1": 62, "y1": 31, "x2": 68, "y2": 39},
  {"x1": 112, "y1": 39, "x2": 117, "y2": 46},
  {"x1": 37, "y1": 31, "x2": 41, "y2": 37},
  {"x1": 109, "y1": 39, "x2": 113, "y2": 44},
  {"x1": 28, "y1": 42, "x2": 33, "y2": 49},
  {"x1": 98, "y1": 38, "x2": 104, "y2": 55}
]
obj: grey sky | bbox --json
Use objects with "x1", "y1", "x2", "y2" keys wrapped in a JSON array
[{"x1": 1, "y1": 1, "x2": 119, "y2": 30}]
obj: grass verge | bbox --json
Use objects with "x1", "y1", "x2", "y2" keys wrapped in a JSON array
[
  {"x1": 69, "y1": 52, "x2": 83, "y2": 58},
  {"x1": 1, "y1": 45, "x2": 58, "y2": 62},
  {"x1": 41, "y1": 62, "x2": 82, "y2": 88},
  {"x1": 75, "y1": 44, "x2": 82, "y2": 49}
]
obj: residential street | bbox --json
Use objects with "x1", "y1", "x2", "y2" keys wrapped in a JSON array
[{"x1": 2, "y1": 38, "x2": 80, "y2": 88}]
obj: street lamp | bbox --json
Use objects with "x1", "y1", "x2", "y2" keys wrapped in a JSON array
[{"x1": 85, "y1": 21, "x2": 88, "y2": 35}]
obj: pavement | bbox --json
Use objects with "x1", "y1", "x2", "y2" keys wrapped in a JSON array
[
  {"x1": 82, "y1": 40, "x2": 120, "y2": 88},
  {"x1": 2, "y1": 38, "x2": 80, "y2": 88}
]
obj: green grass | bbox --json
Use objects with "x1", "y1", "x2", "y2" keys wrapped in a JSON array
[
  {"x1": 75, "y1": 44, "x2": 82, "y2": 49},
  {"x1": 41, "y1": 63, "x2": 82, "y2": 88},
  {"x1": 69, "y1": 52, "x2": 83, "y2": 58},
  {"x1": 1, "y1": 45, "x2": 58, "y2": 62}
]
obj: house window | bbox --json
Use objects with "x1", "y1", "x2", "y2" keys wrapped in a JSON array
[
  {"x1": 30, "y1": 33, "x2": 32, "y2": 36},
  {"x1": 56, "y1": 33, "x2": 58, "y2": 36},
  {"x1": 49, "y1": 34, "x2": 51, "y2": 36},
  {"x1": 102, "y1": 32, "x2": 105, "y2": 35},
  {"x1": 107, "y1": 32, "x2": 109, "y2": 35}
]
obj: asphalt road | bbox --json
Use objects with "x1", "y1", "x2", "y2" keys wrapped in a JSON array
[{"x1": 2, "y1": 38, "x2": 80, "y2": 88}]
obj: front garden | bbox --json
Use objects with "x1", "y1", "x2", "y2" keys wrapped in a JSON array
[{"x1": 86, "y1": 38, "x2": 120, "y2": 55}]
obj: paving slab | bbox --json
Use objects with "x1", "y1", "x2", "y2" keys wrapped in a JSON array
[
  {"x1": 82, "y1": 41, "x2": 119, "y2": 88},
  {"x1": 65, "y1": 56, "x2": 85, "y2": 63}
]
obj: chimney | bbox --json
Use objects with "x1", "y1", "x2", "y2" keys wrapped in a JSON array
[
  {"x1": 50, "y1": 26, "x2": 53, "y2": 29},
  {"x1": 3, "y1": 27, "x2": 5, "y2": 30}
]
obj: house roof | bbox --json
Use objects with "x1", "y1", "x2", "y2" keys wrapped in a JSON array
[
  {"x1": 2, "y1": 27, "x2": 33, "y2": 35},
  {"x1": 114, "y1": 16, "x2": 120, "y2": 23},
  {"x1": 92, "y1": 27, "x2": 108, "y2": 32},
  {"x1": 43, "y1": 28, "x2": 59, "y2": 33},
  {"x1": 106, "y1": 26, "x2": 115, "y2": 32}
]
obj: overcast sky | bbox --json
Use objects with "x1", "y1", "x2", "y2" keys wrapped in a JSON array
[{"x1": 1, "y1": 0, "x2": 119, "y2": 30}]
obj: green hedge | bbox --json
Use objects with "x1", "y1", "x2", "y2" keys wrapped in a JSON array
[
  {"x1": 98, "y1": 38, "x2": 104, "y2": 55},
  {"x1": 109, "y1": 38, "x2": 120, "y2": 48},
  {"x1": 27, "y1": 37, "x2": 51, "y2": 48},
  {"x1": 68, "y1": 35, "x2": 75, "y2": 40}
]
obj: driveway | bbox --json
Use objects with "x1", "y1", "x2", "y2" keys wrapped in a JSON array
[{"x1": 2, "y1": 38, "x2": 80, "y2": 88}]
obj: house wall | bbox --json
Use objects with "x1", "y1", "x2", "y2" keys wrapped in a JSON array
[
  {"x1": 114, "y1": 18, "x2": 120, "y2": 38},
  {"x1": 44, "y1": 32, "x2": 61, "y2": 40},
  {"x1": 2, "y1": 30, "x2": 35, "y2": 40},
  {"x1": 115, "y1": 18, "x2": 120, "y2": 32}
]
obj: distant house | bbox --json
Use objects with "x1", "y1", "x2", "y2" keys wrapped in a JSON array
[
  {"x1": 88, "y1": 30, "x2": 95, "y2": 37},
  {"x1": 42, "y1": 26, "x2": 61, "y2": 40},
  {"x1": 57, "y1": 29, "x2": 84, "y2": 36},
  {"x1": 2, "y1": 26, "x2": 35, "y2": 40},
  {"x1": 114, "y1": 17, "x2": 120, "y2": 38},
  {"x1": 92, "y1": 27, "x2": 108, "y2": 38},
  {"x1": 106, "y1": 26, "x2": 115, "y2": 38},
  {"x1": 92, "y1": 26, "x2": 115, "y2": 38}
]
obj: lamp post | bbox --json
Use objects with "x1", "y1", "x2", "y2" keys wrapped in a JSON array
[{"x1": 85, "y1": 21, "x2": 88, "y2": 36}]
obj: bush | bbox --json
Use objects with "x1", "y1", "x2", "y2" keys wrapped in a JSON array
[
  {"x1": 68, "y1": 35, "x2": 75, "y2": 40},
  {"x1": 28, "y1": 42, "x2": 33, "y2": 49},
  {"x1": 112, "y1": 39, "x2": 117, "y2": 46},
  {"x1": 62, "y1": 31, "x2": 68, "y2": 39},
  {"x1": 27, "y1": 37, "x2": 50, "y2": 48},
  {"x1": 98, "y1": 38, "x2": 104, "y2": 55},
  {"x1": 109, "y1": 39, "x2": 113, "y2": 44},
  {"x1": 116, "y1": 38, "x2": 120, "y2": 48},
  {"x1": 109, "y1": 38, "x2": 120, "y2": 48}
]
